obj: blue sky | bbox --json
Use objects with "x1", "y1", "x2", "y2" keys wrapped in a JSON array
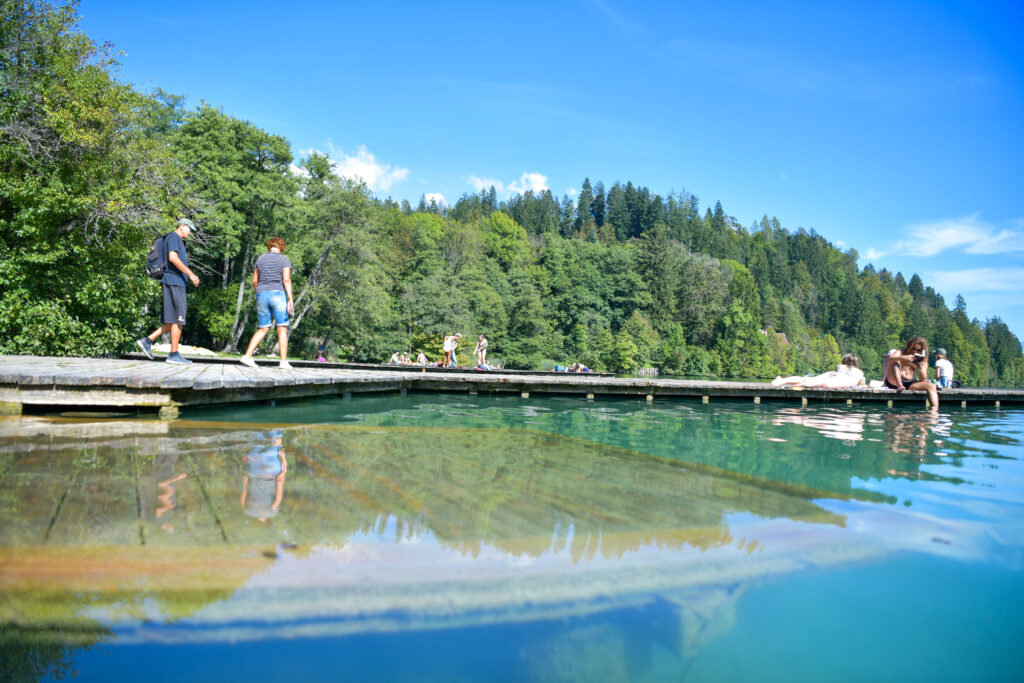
[{"x1": 78, "y1": 0, "x2": 1024, "y2": 336}]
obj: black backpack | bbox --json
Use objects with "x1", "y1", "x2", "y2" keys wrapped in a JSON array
[{"x1": 145, "y1": 233, "x2": 171, "y2": 279}]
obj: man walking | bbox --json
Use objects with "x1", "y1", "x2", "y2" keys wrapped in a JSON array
[{"x1": 137, "y1": 219, "x2": 200, "y2": 363}]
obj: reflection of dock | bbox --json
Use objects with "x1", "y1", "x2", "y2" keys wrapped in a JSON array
[
  {"x1": 1, "y1": 355, "x2": 1021, "y2": 413},
  {"x1": 0, "y1": 420, "x2": 989, "y2": 650}
]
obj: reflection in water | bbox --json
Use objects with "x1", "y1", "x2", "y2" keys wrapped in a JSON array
[
  {"x1": 242, "y1": 430, "x2": 287, "y2": 522},
  {"x1": 0, "y1": 403, "x2": 1020, "y2": 680},
  {"x1": 772, "y1": 408, "x2": 865, "y2": 443},
  {"x1": 883, "y1": 411, "x2": 951, "y2": 461}
]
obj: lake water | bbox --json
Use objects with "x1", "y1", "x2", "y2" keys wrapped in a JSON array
[{"x1": 1, "y1": 394, "x2": 1022, "y2": 682}]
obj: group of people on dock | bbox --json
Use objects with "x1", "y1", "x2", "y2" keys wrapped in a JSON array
[
  {"x1": 137, "y1": 218, "x2": 295, "y2": 369},
  {"x1": 770, "y1": 335, "x2": 956, "y2": 409},
  {"x1": 387, "y1": 334, "x2": 495, "y2": 369},
  {"x1": 135, "y1": 221, "x2": 958, "y2": 408}
]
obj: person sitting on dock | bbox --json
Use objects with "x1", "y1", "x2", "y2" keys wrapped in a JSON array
[
  {"x1": 883, "y1": 336, "x2": 939, "y2": 409},
  {"x1": 416, "y1": 350, "x2": 428, "y2": 365},
  {"x1": 934, "y1": 348, "x2": 955, "y2": 388},
  {"x1": 771, "y1": 354, "x2": 865, "y2": 389},
  {"x1": 239, "y1": 237, "x2": 294, "y2": 370},
  {"x1": 388, "y1": 351, "x2": 401, "y2": 365}
]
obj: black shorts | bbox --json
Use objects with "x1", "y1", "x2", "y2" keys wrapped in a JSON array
[
  {"x1": 885, "y1": 377, "x2": 915, "y2": 390},
  {"x1": 162, "y1": 284, "x2": 187, "y2": 326}
]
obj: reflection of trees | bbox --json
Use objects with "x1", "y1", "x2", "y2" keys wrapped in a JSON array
[
  {"x1": 0, "y1": 626, "x2": 107, "y2": 683},
  {"x1": 332, "y1": 398, "x2": 986, "y2": 498},
  {"x1": 270, "y1": 426, "x2": 842, "y2": 558}
]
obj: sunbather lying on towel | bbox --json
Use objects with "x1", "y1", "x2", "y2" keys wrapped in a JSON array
[{"x1": 771, "y1": 354, "x2": 865, "y2": 389}]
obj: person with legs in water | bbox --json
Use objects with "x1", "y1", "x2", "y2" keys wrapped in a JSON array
[{"x1": 883, "y1": 336, "x2": 939, "y2": 408}]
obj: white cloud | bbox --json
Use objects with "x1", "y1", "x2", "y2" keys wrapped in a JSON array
[
  {"x1": 509, "y1": 172, "x2": 549, "y2": 194},
  {"x1": 465, "y1": 171, "x2": 550, "y2": 198},
  {"x1": 566, "y1": 187, "x2": 580, "y2": 197},
  {"x1": 864, "y1": 248, "x2": 886, "y2": 261},
  {"x1": 288, "y1": 163, "x2": 310, "y2": 178},
  {"x1": 894, "y1": 214, "x2": 1024, "y2": 257},
  {"x1": 300, "y1": 144, "x2": 408, "y2": 192},
  {"x1": 467, "y1": 175, "x2": 504, "y2": 194},
  {"x1": 423, "y1": 192, "x2": 446, "y2": 207},
  {"x1": 926, "y1": 268, "x2": 1024, "y2": 293}
]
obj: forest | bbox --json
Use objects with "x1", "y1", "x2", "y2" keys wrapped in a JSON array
[{"x1": 2, "y1": 0, "x2": 1023, "y2": 386}]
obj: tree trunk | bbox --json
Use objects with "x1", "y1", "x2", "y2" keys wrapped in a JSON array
[
  {"x1": 290, "y1": 301, "x2": 314, "y2": 333},
  {"x1": 292, "y1": 242, "x2": 332, "y2": 314},
  {"x1": 222, "y1": 198, "x2": 256, "y2": 352},
  {"x1": 228, "y1": 307, "x2": 251, "y2": 353}
]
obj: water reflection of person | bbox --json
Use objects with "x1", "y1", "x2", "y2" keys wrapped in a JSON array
[
  {"x1": 142, "y1": 451, "x2": 188, "y2": 533},
  {"x1": 241, "y1": 430, "x2": 288, "y2": 522},
  {"x1": 772, "y1": 408, "x2": 865, "y2": 443},
  {"x1": 883, "y1": 411, "x2": 941, "y2": 463}
]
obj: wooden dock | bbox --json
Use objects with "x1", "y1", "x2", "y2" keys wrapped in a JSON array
[{"x1": 1, "y1": 355, "x2": 1021, "y2": 416}]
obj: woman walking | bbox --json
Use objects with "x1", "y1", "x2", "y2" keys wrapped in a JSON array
[{"x1": 240, "y1": 237, "x2": 294, "y2": 370}]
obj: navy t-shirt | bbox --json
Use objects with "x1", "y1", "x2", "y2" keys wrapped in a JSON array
[{"x1": 161, "y1": 232, "x2": 189, "y2": 287}]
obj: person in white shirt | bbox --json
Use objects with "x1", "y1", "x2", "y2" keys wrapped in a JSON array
[{"x1": 934, "y1": 348, "x2": 954, "y2": 388}]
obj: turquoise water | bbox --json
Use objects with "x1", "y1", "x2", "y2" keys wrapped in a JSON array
[{"x1": 1, "y1": 394, "x2": 1022, "y2": 681}]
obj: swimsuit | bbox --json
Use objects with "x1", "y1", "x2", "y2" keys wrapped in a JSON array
[{"x1": 885, "y1": 377, "x2": 915, "y2": 390}]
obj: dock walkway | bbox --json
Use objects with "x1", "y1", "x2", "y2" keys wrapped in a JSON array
[{"x1": 1, "y1": 355, "x2": 1021, "y2": 415}]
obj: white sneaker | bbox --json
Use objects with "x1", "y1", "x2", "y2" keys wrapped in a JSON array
[
  {"x1": 239, "y1": 356, "x2": 257, "y2": 369},
  {"x1": 279, "y1": 361, "x2": 293, "y2": 370}
]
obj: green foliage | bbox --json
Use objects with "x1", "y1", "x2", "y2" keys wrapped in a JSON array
[
  {"x1": 2, "y1": 1, "x2": 1021, "y2": 384},
  {"x1": 0, "y1": 0, "x2": 192, "y2": 355}
]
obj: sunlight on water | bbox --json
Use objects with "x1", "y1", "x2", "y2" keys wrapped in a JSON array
[{"x1": 1, "y1": 396, "x2": 1022, "y2": 681}]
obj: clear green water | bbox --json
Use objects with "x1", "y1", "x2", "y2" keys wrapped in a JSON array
[{"x1": 1, "y1": 394, "x2": 1022, "y2": 682}]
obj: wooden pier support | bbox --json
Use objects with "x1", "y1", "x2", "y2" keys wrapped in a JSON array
[
  {"x1": 0, "y1": 400, "x2": 22, "y2": 416},
  {"x1": 586, "y1": 393, "x2": 594, "y2": 401},
  {"x1": 887, "y1": 400, "x2": 893, "y2": 407},
  {"x1": 646, "y1": 394, "x2": 654, "y2": 403},
  {"x1": 753, "y1": 396, "x2": 760, "y2": 404},
  {"x1": 702, "y1": 396, "x2": 709, "y2": 404},
  {"x1": 961, "y1": 401, "x2": 967, "y2": 409},
  {"x1": 400, "y1": 388, "x2": 407, "y2": 397},
  {"x1": 158, "y1": 406, "x2": 179, "y2": 420},
  {"x1": 801, "y1": 397, "x2": 808, "y2": 406},
  {"x1": 521, "y1": 391, "x2": 530, "y2": 399},
  {"x1": 846, "y1": 399, "x2": 853, "y2": 405},
  {"x1": 995, "y1": 400, "x2": 1001, "y2": 409}
]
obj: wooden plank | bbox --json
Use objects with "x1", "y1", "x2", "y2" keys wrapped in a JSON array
[
  {"x1": 124, "y1": 362, "x2": 199, "y2": 388},
  {"x1": 234, "y1": 363, "x2": 281, "y2": 388},
  {"x1": 192, "y1": 364, "x2": 225, "y2": 391},
  {"x1": 47, "y1": 469, "x2": 139, "y2": 545},
  {"x1": 7, "y1": 358, "x2": 98, "y2": 385},
  {"x1": 0, "y1": 452, "x2": 76, "y2": 544},
  {"x1": 43, "y1": 360, "x2": 147, "y2": 387},
  {"x1": 157, "y1": 364, "x2": 211, "y2": 389},
  {"x1": 220, "y1": 363, "x2": 254, "y2": 390},
  {"x1": 135, "y1": 449, "x2": 225, "y2": 546}
]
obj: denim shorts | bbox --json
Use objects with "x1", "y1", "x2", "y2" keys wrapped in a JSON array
[{"x1": 256, "y1": 290, "x2": 289, "y2": 328}]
